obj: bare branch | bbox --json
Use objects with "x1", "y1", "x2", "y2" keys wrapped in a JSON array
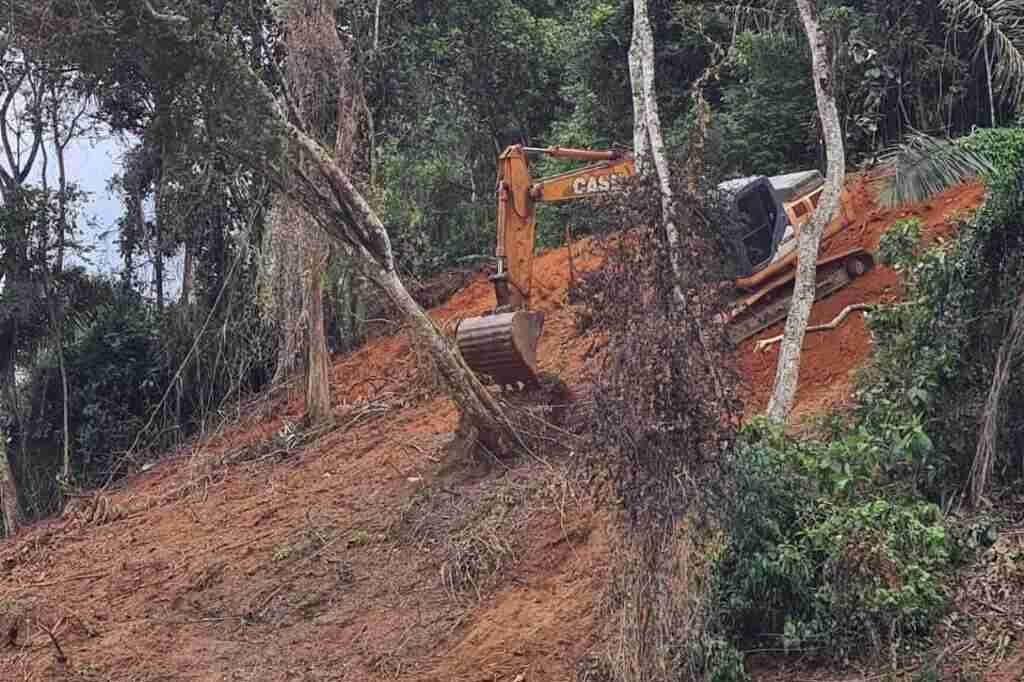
[
  {"x1": 0, "y1": 71, "x2": 27, "y2": 183},
  {"x1": 140, "y1": 0, "x2": 189, "y2": 29},
  {"x1": 755, "y1": 304, "x2": 872, "y2": 352}
]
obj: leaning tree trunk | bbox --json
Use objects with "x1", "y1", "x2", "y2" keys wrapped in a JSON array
[
  {"x1": 968, "y1": 289, "x2": 1024, "y2": 507},
  {"x1": 138, "y1": 0, "x2": 521, "y2": 453},
  {"x1": 766, "y1": 0, "x2": 846, "y2": 424},
  {"x1": 370, "y1": 268, "x2": 519, "y2": 453},
  {"x1": 279, "y1": 118, "x2": 521, "y2": 452}
]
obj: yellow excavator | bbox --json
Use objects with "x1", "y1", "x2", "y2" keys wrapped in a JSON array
[{"x1": 455, "y1": 144, "x2": 874, "y2": 388}]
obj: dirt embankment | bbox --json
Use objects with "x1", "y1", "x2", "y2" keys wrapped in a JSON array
[
  {"x1": 0, "y1": 178, "x2": 987, "y2": 681},
  {"x1": 740, "y1": 176, "x2": 985, "y2": 419}
]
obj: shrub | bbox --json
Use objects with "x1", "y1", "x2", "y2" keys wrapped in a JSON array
[
  {"x1": 859, "y1": 149, "x2": 1024, "y2": 498},
  {"x1": 64, "y1": 295, "x2": 166, "y2": 480},
  {"x1": 718, "y1": 421, "x2": 953, "y2": 658}
]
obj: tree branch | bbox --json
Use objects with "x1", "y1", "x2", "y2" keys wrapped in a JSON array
[
  {"x1": 0, "y1": 72, "x2": 27, "y2": 182},
  {"x1": 755, "y1": 304, "x2": 872, "y2": 352},
  {"x1": 140, "y1": 0, "x2": 189, "y2": 28}
]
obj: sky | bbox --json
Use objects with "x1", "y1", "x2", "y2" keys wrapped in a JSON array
[
  {"x1": 28, "y1": 132, "x2": 186, "y2": 297},
  {"x1": 60, "y1": 134, "x2": 125, "y2": 273}
]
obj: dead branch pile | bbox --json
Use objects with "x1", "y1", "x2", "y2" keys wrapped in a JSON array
[
  {"x1": 940, "y1": 516, "x2": 1024, "y2": 676},
  {"x1": 572, "y1": 169, "x2": 742, "y2": 681},
  {"x1": 393, "y1": 458, "x2": 583, "y2": 602}
]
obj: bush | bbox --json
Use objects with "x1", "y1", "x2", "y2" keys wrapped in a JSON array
[
  {"x1": 63, "y1": 294, "x2": 166, "y2": 481},
  {"x1": 718, "y1": 420, "x2": 953, "y2": 658},
  {"x1": 858, "y1": 144, "x2": 1024, "y2": 498}
]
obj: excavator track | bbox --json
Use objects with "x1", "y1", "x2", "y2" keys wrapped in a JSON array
[{"x1": 727, "y1": 249, "x2": 875, "y2": 345}]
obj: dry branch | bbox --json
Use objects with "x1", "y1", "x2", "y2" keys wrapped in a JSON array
[
  {"x1": 967, "y1": 290, "x2": 1024, "y2": 507},
  {"x1": 755, "y1": 304, "x2": 871, "y2": 352}
]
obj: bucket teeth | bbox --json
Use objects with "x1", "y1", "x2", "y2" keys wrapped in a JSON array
[{"x1": 456, "y1": 311, "x2": 545, "y2": 386}]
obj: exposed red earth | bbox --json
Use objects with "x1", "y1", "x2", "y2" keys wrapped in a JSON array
[{"x1": 0, "y1": 177, "x2": 991, "y2": 681}]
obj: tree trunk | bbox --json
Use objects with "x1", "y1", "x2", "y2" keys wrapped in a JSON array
[
  {"x1": 984, "y1": 37, "x2": 996, "y2": 128},
  {"x1": 968, "y1": 289, "x2": 1024, "y2": 507},
  {"x1": 0, "y1": 328, "x2": 21, "y2": 535},
  {"x1": 180, "y1": 237, "x2": 193, "y2": 307},
  {"x1": 628, "y1": 23, "x2": 650, "y2": 174},
  {"x1": 0, "y1": 427, "x2": 19, "y2": 536},
  {"x1": 50, "y1": 111, "x2": 72, "y2": 482},
  {"x1": 371, "y1": 268, "x2": 518, "y2": 453},
  {"x1": 154, "y1": 159, "x2": 165, "y2": 312},
  {"x1": 630, "y1": 0, "x2": 687, "y2": 309},
  {"x1": 766, "y1": 0, "x2": 846, "y2": 423},
  {"x1": 304, "y1": 254, "x2": 332, "y2": 424}
]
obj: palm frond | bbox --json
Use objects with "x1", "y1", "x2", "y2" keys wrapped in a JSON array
[
  {"x1": 941, "y1": 0, "x2": 1024, "y2": 106},
  {"x1": 875, "y1": 131, "x2": 994, "y2": 208}
]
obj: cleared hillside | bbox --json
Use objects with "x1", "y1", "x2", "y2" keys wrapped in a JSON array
[{"x1": 0, "y1": 178, "x2": 988, "y2": 681}]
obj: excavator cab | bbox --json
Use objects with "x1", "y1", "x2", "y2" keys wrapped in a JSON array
[{"x1": 716, "y1": 176, "x2": 790, "y2": 279}]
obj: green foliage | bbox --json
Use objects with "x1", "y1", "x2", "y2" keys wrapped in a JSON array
[
  {"x1": 376, "y1": 135, "x2": 492, "y2": 278},
  {"x1": 959, "y1": 126, "x2": 1024, "y2": 181},
  {"x1": 859, "y1": 138, "x2": 1024, "y2": 497},
  {"x1": 879, "y1": 218, "x2": 924, "y2": 271},
  {"x1": 719, "y1": 420, "x2": 953, "y2": 658},
  {"x1": 699, "y1": 637, "x2": 749, "y2": 682},
  {"x1": 63, "y1": 292, "x2": 165, "y2": 478},
  {"x1": 718, "y1": 31, "x2": 817, "y2": 175},
  {"x1": 858, "y1": 231, "x2": 984, "y2": 495},
  {"x1": 883, "y1": 127, "x2": 1024, "y2": 208}
]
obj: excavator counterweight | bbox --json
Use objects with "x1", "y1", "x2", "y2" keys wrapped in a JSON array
[{"x1": 455, "y1": 144, "x2": 874, "y2": 388}]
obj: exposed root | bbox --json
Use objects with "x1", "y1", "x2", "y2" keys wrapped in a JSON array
[
  {"x1": 754, "y1": 303, "x2": 872, "y2": 352},
  {"x1": 62, "y1": 493, "x2": 123, "y2": 529}
]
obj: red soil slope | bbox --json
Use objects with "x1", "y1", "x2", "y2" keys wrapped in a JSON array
[
  {"x1": 0, "y1": 178, "x2": 986, "y2": 681},
  {"x1": 740, "y1": 176, "x2": 985, "y2": 419}
]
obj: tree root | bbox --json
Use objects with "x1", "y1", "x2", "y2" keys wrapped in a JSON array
[{"x1": 754, "y1": 303, "x2": 872, "y2": 353}]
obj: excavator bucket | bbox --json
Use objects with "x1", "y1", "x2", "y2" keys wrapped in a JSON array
[{"x1": 456, "y1": 311, "x2": 545, "y2": 387}]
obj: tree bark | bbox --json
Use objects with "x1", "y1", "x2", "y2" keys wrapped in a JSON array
[
  {"x1": 153, "y1": 156, "x2": 166, "y2": 312},
  {"x1": 630, "y1": 0, "x2": 687, "y2": 309},
  {"x1": 766, "y1": 0, "x2": 846, "y2": 423},
  {"x1": 984, "y1": 37, "x2": 996, "y2": 128},
  {"x1": 0, "y1": 428, "x2": 18, "y2": 536},
  {"x1": 49, "y1": 100, "x2": 72, "y2": 482},
  {"x1": 628, "y1": 22, "x2": 650, "y2": 174},
  {"x1": 304, "y1": 254, "x2": 332, "y2": 423},
  {"x1": 180, "y1": 237, "x2": 193, "y2": 307},
  {"x1": 967, "y1": 289, "x2": 1024, "y2": 507},
  {"x1": 370, "y1": 268, "x2": 518, "y2": 453},
  {"x1": 276, "y1": 0, "x2": 354, "y2": 426}
]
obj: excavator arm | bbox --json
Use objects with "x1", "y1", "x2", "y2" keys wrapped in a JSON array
[
  {"x1": 458, "y1": 144, "x2": 635, "y2": 387},
  {"x1": 493, "y1": 145, "x2": 635, "y2": 312}
]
